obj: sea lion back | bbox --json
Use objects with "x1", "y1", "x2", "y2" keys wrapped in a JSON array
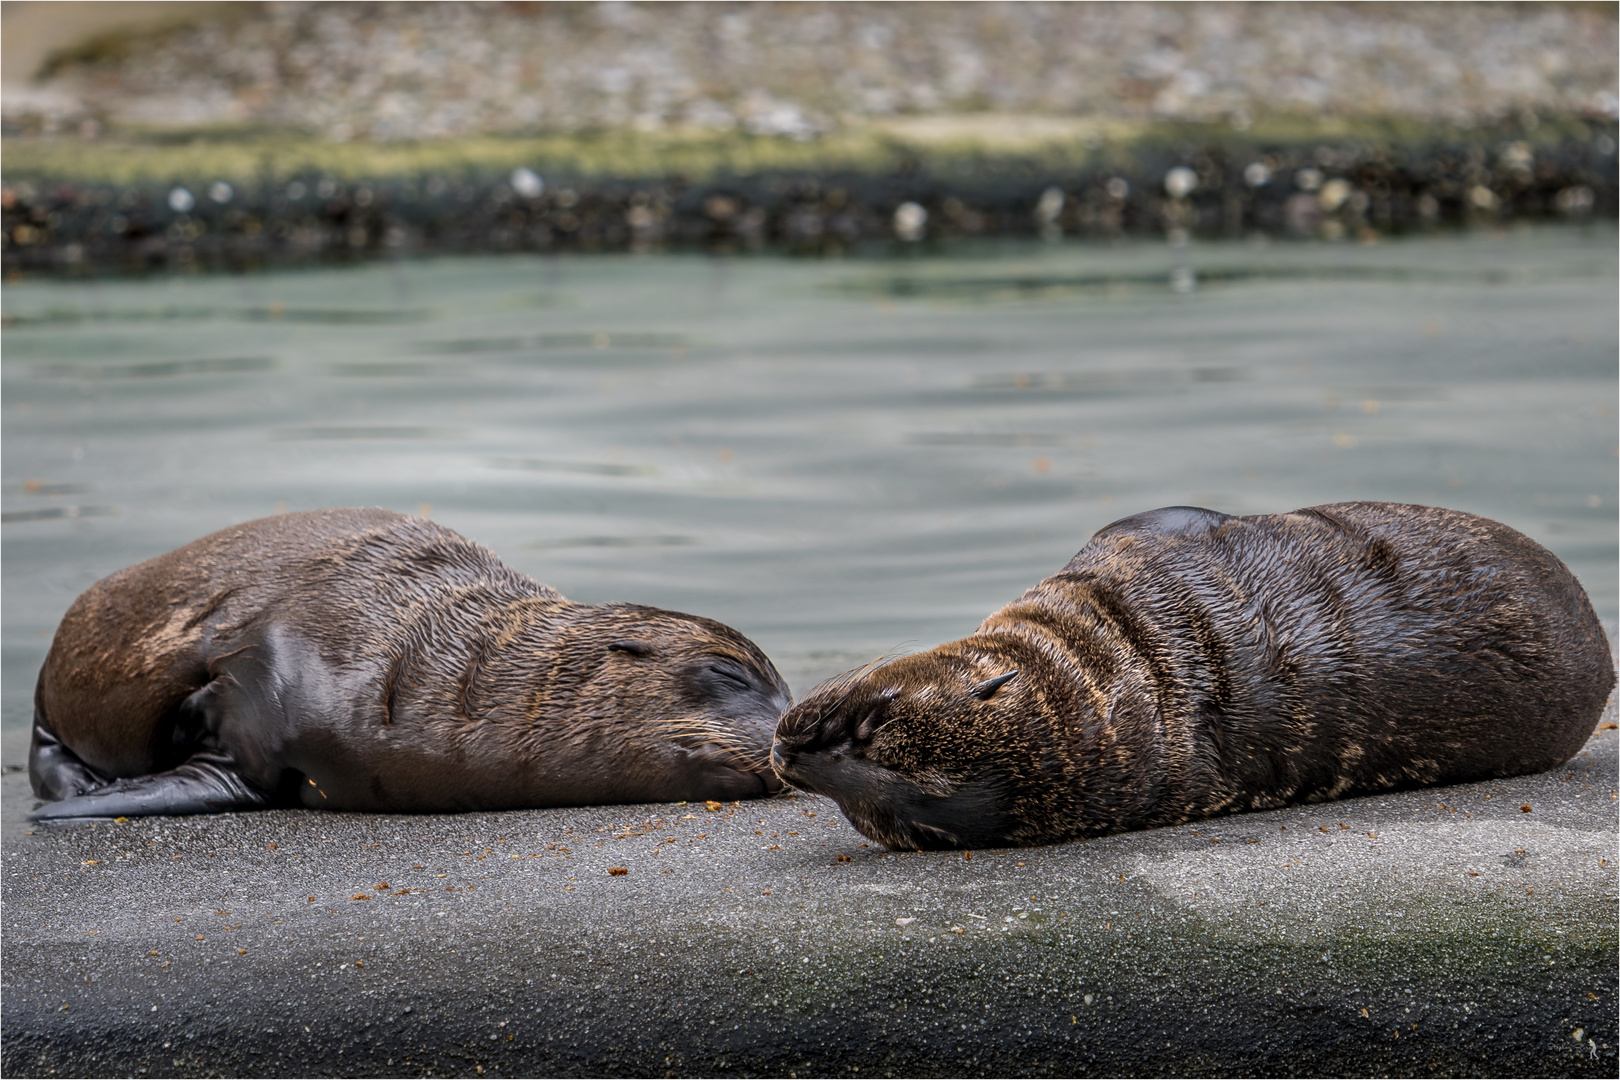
[{"x1": 1056, "y1": 501, "x2": 1611, "y2": 795}]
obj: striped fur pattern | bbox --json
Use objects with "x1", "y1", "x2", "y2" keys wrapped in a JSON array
[
  {"x1": 30, "y1": 508, "x2": 790, "y2": 815},
  {"x1": 772, "y1": 503, "x2": 1614, "y2": 850}
]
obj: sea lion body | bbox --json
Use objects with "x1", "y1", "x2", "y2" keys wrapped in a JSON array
[
  {"x1": 773, "y1": 502, "x2": 1615, "y2": 850},
  {"x1": 30, "y1": 508, "x2": 791, "y2": 818}
]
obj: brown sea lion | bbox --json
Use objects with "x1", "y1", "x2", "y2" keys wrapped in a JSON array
[
  {"x1": 29, "y1": 508, "x2": 791, "y2": 819},
  {"x1": 772, "y1": 502, "x2": 1615, "y2": 850}
]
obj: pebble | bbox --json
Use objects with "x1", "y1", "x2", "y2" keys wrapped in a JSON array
[
  {"x1": 510, "y1": 168, "x2": 544, "y2": 200},
  {"x1": 1163, "y1": 167, "x2": 1198, "y2": 199},
  {"x1": 892, "y1": 201, "x2": 927, "y2": 241}
]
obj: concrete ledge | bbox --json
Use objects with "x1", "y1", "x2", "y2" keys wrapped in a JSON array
[{"x1": 3, "y1": 714, "x2": 1615, "y2": 1078}]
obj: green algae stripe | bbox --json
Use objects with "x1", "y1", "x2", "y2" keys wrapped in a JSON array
[{"x1": 4, "y1": 115, "x2": 1595, "y2": 186}]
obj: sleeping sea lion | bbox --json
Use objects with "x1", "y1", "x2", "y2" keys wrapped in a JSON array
[
  {"x1": 772, "y1": 502, "x2": 1615, "y2": 850},
  {"x1": 30, "y1": 508, "x2": 790, "y2": 819}
]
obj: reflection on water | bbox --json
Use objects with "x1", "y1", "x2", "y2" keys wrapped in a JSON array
[
  {"x1": 2, "y1": 305, "x2": 430, "y2": 328},
  {"x1": 487, "y1": 457, "x2": 662, "y2": 478},
  {"x1": 273, "y1": 425, "x2": 455, "y2": 441},
  {"x1": 30, "y1": 356, "x2": 277, "y2": 379},
  {"x1": 824, "y1": 262, "x2": 1540, "y2": 301},
  {"x1": 3, "y1": 228, "x2": 1615, "y2": 731},
  {"x1": 415, "y1": 332, "x2": 688, "y2": 354}
]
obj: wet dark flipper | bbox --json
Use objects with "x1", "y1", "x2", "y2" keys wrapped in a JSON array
[
  {"x1": 28, "y1": 717, "x2": 110, "y2": 801},
  {"x1": 28, "y1": 751, "x2": 269, "y2": 820}
]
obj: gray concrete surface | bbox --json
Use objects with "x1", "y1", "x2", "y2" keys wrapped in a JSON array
[{"x1": 3, "y1": 711, "x2": 1616, "y2": 1078}]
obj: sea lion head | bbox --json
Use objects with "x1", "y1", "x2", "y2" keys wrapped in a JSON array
[
  {"x1": 554, "y1": 604, "x2": 794, "y2": 797},
  {"x1": 771, "y1": 642, "x2": 1033, "y2": 849}
]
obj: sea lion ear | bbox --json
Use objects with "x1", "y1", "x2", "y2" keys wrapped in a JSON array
[
  {"x1": 608, "y1": 640, "x2": 656, "y2": 658},
  {"x1": 970, "y1": 670, "x2": 1018, "y2": 700},
  {"x1": 853, "y1": 709, "x2": 880, "y2": 742},
  {"x1": 853, "y1": 687, "x2": 901, "y2": 741}
]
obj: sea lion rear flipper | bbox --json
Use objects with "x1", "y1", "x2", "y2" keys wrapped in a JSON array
[
  {"x1": 28, "y1": 751, "x2": 269, "y2": 820},
  {"x1": 28, "y1": 717, "x2": 110, "y2": 801}
]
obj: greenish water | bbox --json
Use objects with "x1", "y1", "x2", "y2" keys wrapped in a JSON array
[{"x1": 3, "y1": 227, "x2": 1615, "y2": 733}]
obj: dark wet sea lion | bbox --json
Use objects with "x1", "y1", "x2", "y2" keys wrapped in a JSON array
[
  {"x1": 30, "y1": 508, "x2": 791, "y2": 819},
  {"x1": 772, "y1": 502, "x2": 1615, "y2": 850}
]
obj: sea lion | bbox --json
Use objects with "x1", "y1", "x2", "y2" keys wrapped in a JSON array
[
  {"x1": 772, "y1": 502, "x2": 1615, "y2": 850},
  {"x1": 29, "y1": 508, "x2": 791, "y2": 819}
]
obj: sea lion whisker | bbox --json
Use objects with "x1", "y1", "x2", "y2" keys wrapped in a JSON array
[{"x1": 643, "y1": 718, "x2": 775, "y2": 771}]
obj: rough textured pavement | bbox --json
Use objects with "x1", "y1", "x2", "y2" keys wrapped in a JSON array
[{"x1": 3, "y1": 708, "x2": 1616, "y2": 1079}]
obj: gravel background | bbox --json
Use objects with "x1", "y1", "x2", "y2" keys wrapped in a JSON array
[
  {"x1": 9, "y1": 2, "x2": 1616, "y2": 139},
  {"x1": 3, "y1": 700, "x2": 1615, "y2": 1078},
  {"x1": 6, "y1": 3, "x2": 1616, "y2": 270}
]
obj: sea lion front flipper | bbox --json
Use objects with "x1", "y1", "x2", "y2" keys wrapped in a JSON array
[
  {"x1": 1090, "y1": 505, "x2": 1233, "y2": 543},
  {"x1": 28, "y1": 751, "x2": 269, "y2": 820}
]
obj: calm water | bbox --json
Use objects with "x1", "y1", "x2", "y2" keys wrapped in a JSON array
[{"x1": 3, "y1": 227, "x2": 1616, "y2": 735}]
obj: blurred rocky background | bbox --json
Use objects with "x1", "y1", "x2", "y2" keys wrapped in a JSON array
[
  {"x1": 10, "y1": 1, "x2": 1619, "y2": 140},
  {"x1": 3, "y1": 1, "x2": 1616, "y2": 271}
]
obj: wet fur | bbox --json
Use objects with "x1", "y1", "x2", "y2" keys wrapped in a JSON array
[
  {"x1": 31, "y1": 508, "x2": 791, "y2": 816},
  {"x1": 773, "y1": 502, "x2": 1615, "y2": 850}
]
